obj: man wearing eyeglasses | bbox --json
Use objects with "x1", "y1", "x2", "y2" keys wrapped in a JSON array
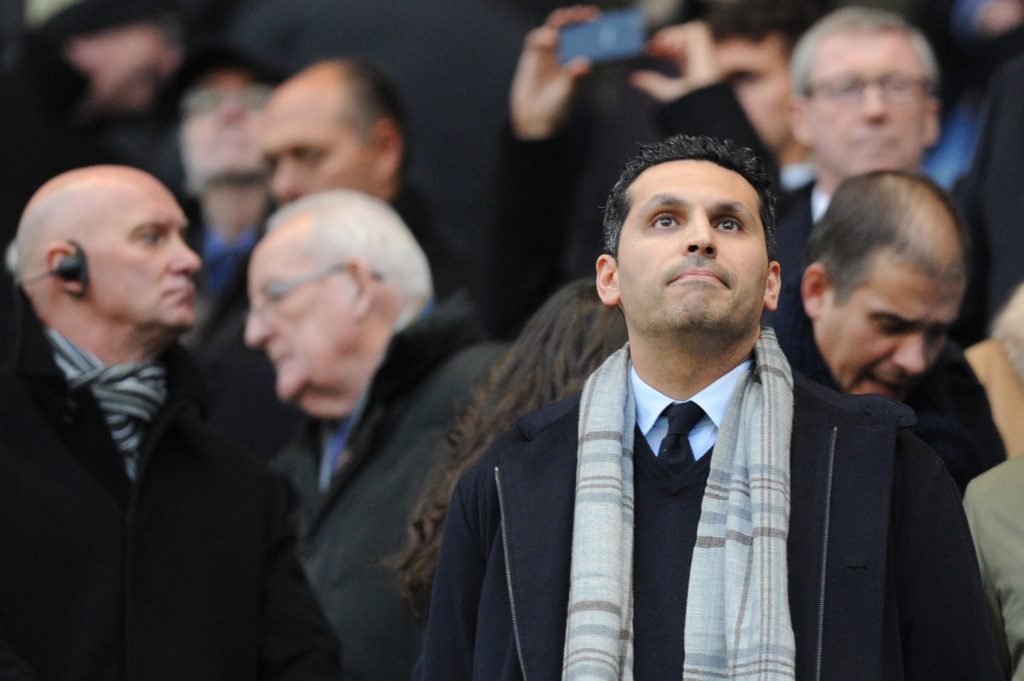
[
  {"x1": 173, "y1": 42, "x2": 302, "y2": 462},
  {"x1": 245, "y1": 190, "x2": 499, "y2": 681},
  {"x1": 772, "y1": 6, "x2": 941, "y2": 283}
]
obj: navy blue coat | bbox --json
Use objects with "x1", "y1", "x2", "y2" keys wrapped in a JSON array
[{"x1": 420, "y1": 373, "x2": 1001, "y2": 681}]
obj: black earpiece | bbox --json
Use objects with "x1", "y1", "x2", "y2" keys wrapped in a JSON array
[
  {"x1": 53, "y1": 241, "x2": 89, "y2": 291},
  {"x1": 22, "y1": 240, "x2": 89, "y2": 295}
]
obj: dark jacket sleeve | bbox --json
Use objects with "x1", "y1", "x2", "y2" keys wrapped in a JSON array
[
  {"x1": 887, "y1": 430, "x2": 1003, "y2": 681},
  {"x1": 258, "y1": 474, "x2": 341, "y2": 681}
]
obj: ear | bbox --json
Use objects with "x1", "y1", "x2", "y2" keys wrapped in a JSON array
[
  {"x1": 44, "y1": 241, "x2": 86, "y2": 298},
  {"x1": 763, "y1": 260, "x2": 781, "y2": 312},
  {"x1": 800, "y1": 262, "x2": 833, "y2": 320},
  {"x1": 789, "y1": 96, "x2": 814, "y2": 148},
  {"x1": 595, "y1": 254, "x2": 621, "y2": 307},
  {"x1": 369, "y1": 118, "x2": 404, "y2": 191},
  {"x1": 345, "y1": 259, "x2": 377, "y2": 320}
]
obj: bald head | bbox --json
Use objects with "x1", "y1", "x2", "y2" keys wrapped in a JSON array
[
  {"x1": 259, "y1": 59, "x2": 405, "y2": 205},
  {"x1": 14, "y1": 165, "x2": 199, "y2": 364},
  {"x1": 14, "y1": 166, "x2": 176, "y2": 281}
]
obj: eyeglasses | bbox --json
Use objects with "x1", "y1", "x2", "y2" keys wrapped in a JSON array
[
  {"x1": 181, "y1": 84, "x2": 273, "y2": 117},
  {"x1": 250, "y1": 263, "x2": 384, "y2": 318},
  {"x1": 805, "y1": 74, "x2": 929, "y2": 105},
  {"x1": 250, "y1": 263, "x2": 350, "y2": 319}
]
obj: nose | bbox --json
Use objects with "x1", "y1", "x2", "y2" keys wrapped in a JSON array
[
  {"x1": 269, "y1": 160, "x2": 304, "y2": 206},
  {"x1": 860, "y1": 82, "x2": 890, "y2": 119},
  {"x1": 890, "y1": 333, "x2": 928, "y2": 377},
  {"x1": 171, "y1": 233, "x2": 201, "y2": 276},
  {"x1": 244, "y1": 309, "x2": 270, "y2": 349},
  {"x1": 684, "y1": 214, "x2": 716, "y2": 256},
  {"x1": 218, "y1": 95, "x2": 247, "y2": 122}
]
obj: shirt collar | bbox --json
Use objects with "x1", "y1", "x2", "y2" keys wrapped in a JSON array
[
  {"x1": 810, "y1": 183, "x2": 832, "y2": 222},
  {"x1": 631, "y1": 358, "x2": 751, "y2": 437}
]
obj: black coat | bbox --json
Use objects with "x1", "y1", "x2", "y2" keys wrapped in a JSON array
[
  {"x1": 419, "y1": 373, "x2": 1001, "y2": 681},
  {"x1": 0, "y1": 301, "x2": 340, "y2": 681}
]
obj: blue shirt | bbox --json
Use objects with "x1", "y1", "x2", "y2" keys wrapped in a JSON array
[
  {"x1": 202, "y1": 228, "x2": 257, "y2": 295},
  {"x1": 630, "y1": 359, "x2": 751, "y2": 459}
]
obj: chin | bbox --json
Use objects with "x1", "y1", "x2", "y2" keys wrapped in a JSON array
[{"x1": 298, "y1": 395, "x2": 353, "y2": 420}]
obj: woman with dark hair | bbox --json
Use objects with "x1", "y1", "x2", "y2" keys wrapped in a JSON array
[{"x1": 396, "y1": 278, "x2": 627, "y2": 621}]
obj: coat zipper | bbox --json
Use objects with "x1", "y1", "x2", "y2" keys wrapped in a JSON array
[
  {"x1": 495, "y1": 466, "x2": 529, "y2": 681},
  {"x1": 814, "y1": 426, "x2": 838, "y2": 681}
]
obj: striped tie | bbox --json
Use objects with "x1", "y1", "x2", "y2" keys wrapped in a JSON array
[{"x1": 45, "y1": 329, "x2": 167, "y2": 480}]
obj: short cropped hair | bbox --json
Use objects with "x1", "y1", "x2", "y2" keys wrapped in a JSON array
[
  {"x1": 266, "y1": 189, "x2": 432, "y2": 327},
  {"x1": 602, "y1": 134, "x2": 776, "y2": 260},
  {"x1": 805, "y1": 170, "x2": 970, "y2": 302},
  {"x1": 790, "y1": 6, "x2": 940, "y2": 96}
]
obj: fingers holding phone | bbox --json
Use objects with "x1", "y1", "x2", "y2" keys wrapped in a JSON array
[
  {"x1": 510, "y1": 5, "x2": 601, "y2": 141},
  {"x1": 630, "y1": 20, "x2": 722, "y2": 103}
]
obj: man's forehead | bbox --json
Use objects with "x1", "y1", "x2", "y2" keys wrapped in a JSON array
[
  {"x1": 811, "y1": 30, "x2": 923, "y2": 76},
  {"x1": 627, "y1": 160, "x2": 759, "y2": 213}
]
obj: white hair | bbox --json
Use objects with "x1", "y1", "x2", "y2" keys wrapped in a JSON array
[
  {"x1": 267, "y1": 190, "x2": 433, "y2": 327},
  {"x1": 790, "y1": 6, "x2": 940, "y2": 96}
]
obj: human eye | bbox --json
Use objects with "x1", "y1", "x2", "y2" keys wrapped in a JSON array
[
  {"x1": 816, "y1": 76, "x2": 862, "y2": 101},
  {"x1": 716, "y1": 216, "x2": 742, "y2": 232},
  {"x1": 134, "y1": 225, "x2": 168, "y2": 245},
  {"x1": 292, "y1": 147, "x2": 325, "y2": 167},
  {"x1": 652, "y1": 213, "x2": 678, "y2": 229},
  {"x1": 727, "y1": 70, "x2": 759, "y2": 87},
  {"x1": 874, "y1": 314, "x2": 913, "y2": 336}
]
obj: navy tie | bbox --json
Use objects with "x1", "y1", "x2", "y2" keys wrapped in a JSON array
[{"x1": 658, "y1": 401, "x2": 705, "y2": 467}]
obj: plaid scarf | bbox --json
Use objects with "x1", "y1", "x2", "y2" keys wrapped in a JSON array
[
  {"x1": 45, "y1": 328, "x2": 167, "y2": 481},
  {"x1": 562, "y1": 328, "x2": 796, "y2": 680}
]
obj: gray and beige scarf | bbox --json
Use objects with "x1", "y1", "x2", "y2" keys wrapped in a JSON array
[{"x1": 562, "y1": 328, "x2": 796, "y2": 681}]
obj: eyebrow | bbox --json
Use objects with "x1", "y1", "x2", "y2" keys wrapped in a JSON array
[{"x1": 637, "y1": 193, "x2": 757, "y2": 223}]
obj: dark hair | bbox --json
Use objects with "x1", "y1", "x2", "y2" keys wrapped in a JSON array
[
  {"x1": 805, "y1": 170, "x2": 971, "y2": 301},
  {"x1": 396, "y1": 279, "x2": 628, "y2": 621},
  {"x1": 337, "y1": 59, "x2": 406, "y2": 137},
  {"x1": 602, "y1": 134, "x2": 777, "y2": 260},
  {"x1": 704, "y1": 0, "x2": 822, "y2": 54}
]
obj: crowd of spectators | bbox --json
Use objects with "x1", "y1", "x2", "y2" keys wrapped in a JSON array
[{"x1": 2, "y1": 0, "x2": 1024, "y2": 679}]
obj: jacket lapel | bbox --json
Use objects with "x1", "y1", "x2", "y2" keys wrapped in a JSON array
[{"x1": 496, "y1": 404, "x2": 579, "y2": 679}]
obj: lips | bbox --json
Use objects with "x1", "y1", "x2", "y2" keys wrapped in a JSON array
[{"x1": 666, "y1": 258, "x2": 731, "y2": 288}]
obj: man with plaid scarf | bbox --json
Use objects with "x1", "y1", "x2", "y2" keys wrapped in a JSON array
[{"x1": 419, "y1": 135, "x2": 1000, "y2": 680}]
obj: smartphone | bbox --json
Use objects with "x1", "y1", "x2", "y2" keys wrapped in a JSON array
[{"x1": 558, "y1": 8, "x2": 645, "y2": 66}]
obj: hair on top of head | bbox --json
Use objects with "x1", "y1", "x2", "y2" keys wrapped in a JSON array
[
  {"x1": 320, "y1": 59, "x2": 405, "y2": 138},
  {"x1": 602, "y1": 134, "x2": 776, "y2": 260},
  {"x1": 789, "y1": 5, "x2": 940, "y2": 97},
  {"x1": 703, "y1": 0, "x2": 822, "y2": 53},
  {"x1": 804, "y1": 169, "x2": 971, "y2": 302},
  {"x1": 265, "y1": 189, "x2": 432, "y2": 324}
]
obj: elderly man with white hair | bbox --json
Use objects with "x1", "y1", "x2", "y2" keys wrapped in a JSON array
[{"x1": 245, "y1": 189, "x2": 499, "y2": 681}]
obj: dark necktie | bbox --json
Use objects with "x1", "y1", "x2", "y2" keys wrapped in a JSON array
[{"x1": 658, "y1": 401, "x2": 706, "y2": 467}]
